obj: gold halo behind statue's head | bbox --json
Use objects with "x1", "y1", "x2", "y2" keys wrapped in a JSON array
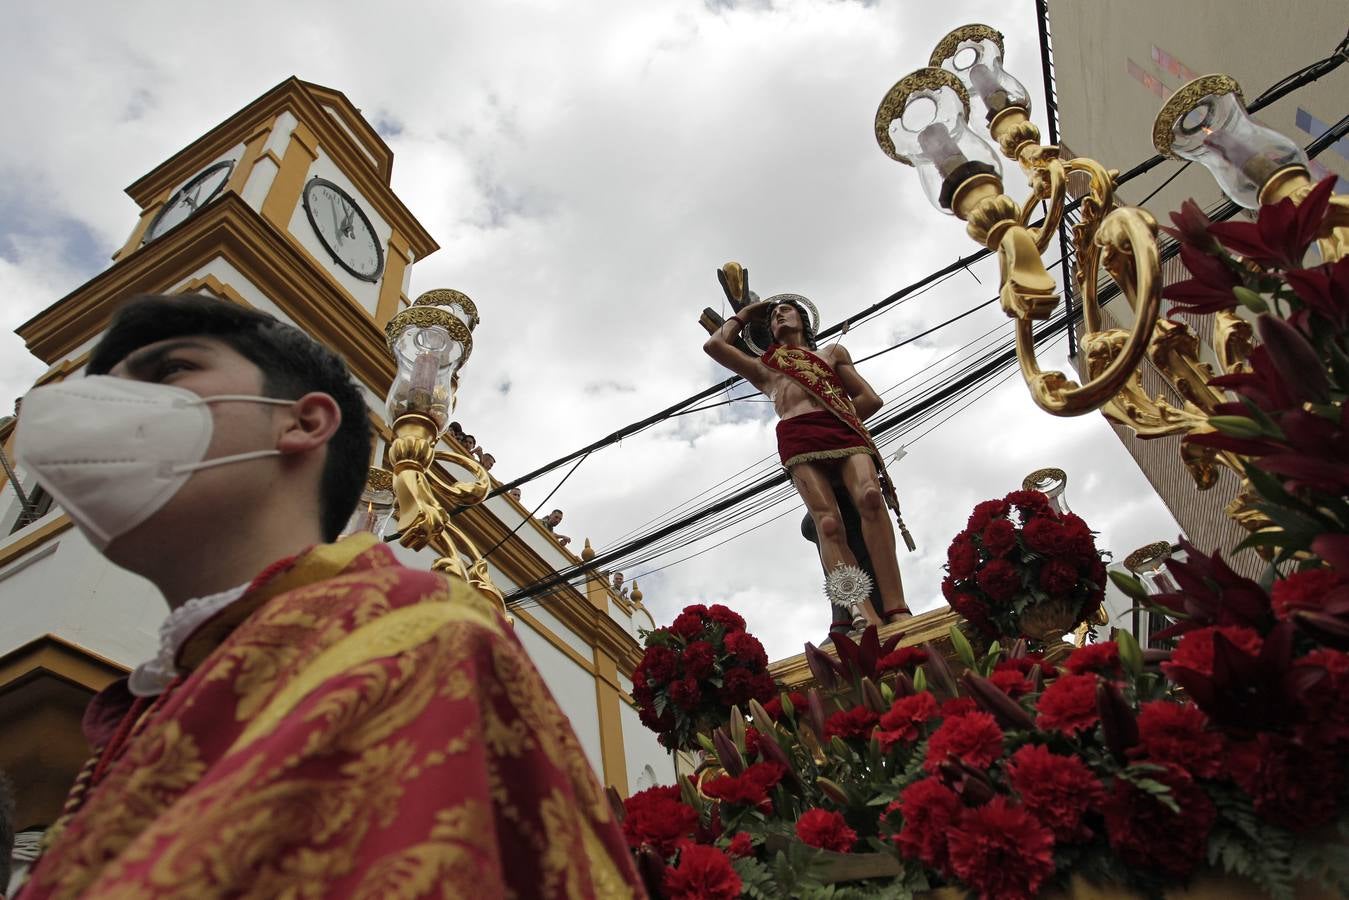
[{"x1": 743, "y1": 293, "x2": 821, "y2": 356}]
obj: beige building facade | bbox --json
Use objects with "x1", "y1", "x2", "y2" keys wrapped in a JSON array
[{"x1": 1047, "y1": 1, "x2": 1348, "y2": 573}]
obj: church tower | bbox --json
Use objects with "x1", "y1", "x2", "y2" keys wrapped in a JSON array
[{"x1": 0, "y1": 79, "x2": 667, "y2": 884}]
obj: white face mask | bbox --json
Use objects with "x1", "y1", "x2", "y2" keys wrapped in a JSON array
[{"x1": 14, "y1": 376, "x2": 293, "y2": 550}]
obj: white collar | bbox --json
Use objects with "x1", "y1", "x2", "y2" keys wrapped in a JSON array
[{"x1": 127, "y1": 582, "x2": 250, "y2": 697}]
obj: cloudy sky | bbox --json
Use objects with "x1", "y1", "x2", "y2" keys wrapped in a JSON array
[{"x1": 1, "y1": 0, "x2": 1189, "y2": 661}]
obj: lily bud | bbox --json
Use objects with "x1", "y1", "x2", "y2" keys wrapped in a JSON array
[
  {"x1": 804, "y1": 642, "x2": 840, "y2": 690},
  {"x1": 1232, "y1": 285, "x2": 1269, "y2": 313},
  {"x1": 861, "y1": 677, "x2": 887, "y2": 713},
  {"x1": 635, "y1": 845, "x2": 668, "y2": 897},
  {"x1": 807, "y1": 689, "x2": 829, "y2": 740},
  {"x1": 748, "y1": 699, "x2": 775, "y2": 729},
  {"x1": 1209, "y1": 415, "x2": 1266, "y2": 439},
  {"x1": 1096, "y1": 680, "x2": 1139, "y2": 759},
  {"x1": 961, "y1": 672, "x2": 1036, "y2": 730},
  {"x1": 892, "y1": 670, "x2": 916, "y2": 698},
  {"x1": 713, "y1": 728, "x2": 746, "y2": 777},
  {"x1": 1257, "y1": 314, "x2": 1330, "y2": 404},
  {"x1": 922, "y1": 642, "x2": 960, "y2": 699},
  {"x1": 728, "y1": 706, "x2": 747, "y2": 754},
  {"x1": 816, "y1": 776, "x2": 851, "y2": 806}
]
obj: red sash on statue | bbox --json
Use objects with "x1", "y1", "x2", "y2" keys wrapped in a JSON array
[{"x1": 762, "y1": 343, "x2": 915, "y2": 550}]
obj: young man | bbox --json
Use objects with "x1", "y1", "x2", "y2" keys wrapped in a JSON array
[
  {"x1": 538, "y1": 508, "x2": 572, "y2": 547},
  {"x1": 703, "y1": 294, "x2": 911, "y2": 629},
  {"x1": 12, "y1": 294, "x2": 639, "y2": 898}
]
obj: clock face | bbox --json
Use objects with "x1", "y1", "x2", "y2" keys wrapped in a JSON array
[
  {"x1": 302, "y1": 178, "x2": 385, "y2": 282},
  {"x1": 145, "y1": 160, "x2": 234, "y2": 242}
]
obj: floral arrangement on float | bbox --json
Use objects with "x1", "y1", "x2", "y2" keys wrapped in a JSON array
[
  {"x1": 615, "y1": 184, "x2": 1349, "y2": 899},
  {"x1": 941, "y1": 488, "x2": 1107, "y2": 655},
  {"x1": 631, "y1": 602, "x2": 777, "y2": 751}
]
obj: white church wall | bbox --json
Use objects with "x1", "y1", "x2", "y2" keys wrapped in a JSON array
[
  {"x1": 513, "y1": 616, "x2": 605, "y2": 777},
  {"x1": 621, "y1": 700, "x2": 676, "y2": 789}
]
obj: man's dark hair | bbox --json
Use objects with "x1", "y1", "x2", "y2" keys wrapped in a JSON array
[
  {"x1": 770, "y1": 300, "x2": 817, "y2": 350},
  {"x1": 87, "y1": 294, "x2": 373, "y2": 541},
  {"x1": 0, "y1": 769, "x2": 14, "y2": 891}
]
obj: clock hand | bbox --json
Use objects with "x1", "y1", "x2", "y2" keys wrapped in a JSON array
[
  {"x1": 340, "y1": 204, "x2": 356, "y2": 240},
  {"x1": 328, "y1": 196, "x2": 344, "y2": 245}
]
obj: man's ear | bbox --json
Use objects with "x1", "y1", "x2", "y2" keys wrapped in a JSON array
[{"x1": 276, "y1": 392, "x2": 342, "y2": 455}]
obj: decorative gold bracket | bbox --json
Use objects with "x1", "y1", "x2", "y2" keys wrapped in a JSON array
[{"x1": 387, "y1": 412, "x2": 508, "y2": 614}]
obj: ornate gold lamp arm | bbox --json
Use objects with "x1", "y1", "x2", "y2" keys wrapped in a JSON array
[
  {"x1": 384, "y1": 291, "x2": 508, "y2": 614},
  {"x1": 876, "y1": 29, "x2": 1167, "y2": 418}
]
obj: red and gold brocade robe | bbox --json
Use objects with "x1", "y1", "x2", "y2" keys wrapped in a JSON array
[{"x1": 18, "y1": 534, "x2": 643, "y2": 899}]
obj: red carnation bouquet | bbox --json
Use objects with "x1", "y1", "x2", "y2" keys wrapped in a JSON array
[
  {"x1": 942, "y1": 489, "x2": 1106, "y2": 643},
  {"x1": 631, "y1": 603, "x2": 776, "y2": 751}
]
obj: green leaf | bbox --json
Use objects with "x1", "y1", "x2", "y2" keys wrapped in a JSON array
[
  {"x1": 1233, "y1": 285, "x2": 1269, "y2": 313},
  {"x1": 1209, "y1": 414, "x2": 1265, "y2": 438},
  {"x1": 948, "y1": 625, "x2": 977, "y2": 670},
  {"x1": 1108, "y1": 570, "x2": 1149, "y2": 602},
  {"x1": 696, "y1": 732, "x2": 716, "y2": 754},
  {"x1": 1116, "y1": 628, "x2": 1144, "y2": 678}
]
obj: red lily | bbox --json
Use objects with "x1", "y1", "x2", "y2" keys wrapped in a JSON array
[
  {"x1": 1160, "y1": 198, "x2": 1222, "y2": 254},
  {"x1": 1284, "y1": 256, "x2": 1349, "y2": 330},
  {"x1": 1152, "y1": 540, "x2": 1273, "y2": 640},
  {"x1": 1207, "y1": 175, "x2": 1337, "y2": 268},
  {"x1": 1162, "y1": 243, "x2": 1245, "y2": 316}
]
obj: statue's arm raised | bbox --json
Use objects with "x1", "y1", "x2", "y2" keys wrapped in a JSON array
[
  {"x1": 832, "y1": 344, "x2": 882, "y2": 420},
  {"x1": 703, "y1": 299, "x2": 775, "y2": 395}
]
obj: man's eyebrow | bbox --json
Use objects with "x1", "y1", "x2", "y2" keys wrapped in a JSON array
[{"x1": 118, "y1": 339, "x2": 217, "y2": 377}]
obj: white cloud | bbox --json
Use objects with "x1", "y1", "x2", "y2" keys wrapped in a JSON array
[{"x1": 3, "y1": 0, "x2": 1185, "y2": 661}]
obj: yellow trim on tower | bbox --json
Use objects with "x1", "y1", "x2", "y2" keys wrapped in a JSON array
[
  {"x1": 375, "y1": 230, "x2": 411, "y2": 327},
  {"x1": 114, "y1": 187, "x2": 173, "y2": 262},
  {"x1": 260, "y1": 120, "x2": 319, "y2": 231},
  {"x1": 0, "y1": 515, "x2": 75, "y2": 570},
  {"x1": 0, "y1": 633, "x2": 128, "y2": 694},
  {"x1": 593, "y1": 651, "x2": 630, "y2": 796}
]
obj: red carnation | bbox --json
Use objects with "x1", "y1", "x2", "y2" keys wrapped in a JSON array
[
  {"x1": 724, "y1": 630, "x2": 768, "y2": 667},
  {"x1": 742, "y1": 726, "x2": 764, "y2": 760},
  {"x1": 1133, "y1": 700, "x2": 1224, "y2": 778},
  {"x1": 669, "y1": 677, "x2": 702, "y2": 711},
  {"x1": 671, "y1": 611, "x2": 706, "y2": 640},
  {"x1": 878, "y1": 646, "x2": 929, "y2": 672},
  {"x1": 824, "y1": 706, "x2": 881, "y2": 741},
  {"x1": 1271, "y1": 567, "x2": 1347, "y2": 620},
  {"x1": 701, "y1": 761, "x2": 786, "y2": 808},
  {"x1": 1296, "y1": 649, "x2": 1349, "y2": 747},
  {"x1": 1064, "y1": 642, "x2": 1121, "y2": 676},
  {"x1": 1232, "y1": 733, "x2": 1341, "y2": 831},
  {"x1": 876, "y1": 691, "x2": 940, "y2": 750},
  {"x1": 892, "y1": 778, "x2": 960, "y2": 868},
  {"x1": 1006, "y1": 743, "x2": 1103, "y2": 842},
  {"x1": 718, "y1": 667, "x2": 759, "y2": 706},
  {"x1": 681, "y1": 641, "x2": 716, "y2": 678},
  {"x1": 999, "y1": 654, "x2": 1059, "y2": 679},
  {"x1": 947, "y1": 797, "x2": 1056, "y2": 900},
  {"x1": 947, "y1": 534, "x2": 979, "y2": 580},
  {"x1": 976, "y1": 559, "x2": 1021, "y2": 602},
  {"x1": 1104, "y1": 765, "x2": 1215, "y2": 879},
  {"x1": 795, "y1": 808, "x2": 857, "y2": 853},
  {"x1": 988, "y1": 667, "x2": 1033, "y2": 697},
  {"x1": 707, "y1": 603, "x2": 746, "y2": 631},
  {"x1": 940, "y1": 697, "x2": 978, "y2": 718},
  {"x1": 1039, "y1": 558, "x2": 1080, "y2": 596},
  {"x1": 762, "y1": 691, "x2": 807, "y2": 722},
  {"x1": 1004, "y1": 489, "x2": 1051, "y2": 516},
  {"x1": 1163, "y1": 625, "x2": 1263, "y2": 678},
  {"x1": 1022, "y1": 517, "x2": 1068, "y2": 555},
  {"x1": 981, "y1": 518, "x2": 1018, "y2": 557},
  {"x1": 663, "y1": 842, "x2": 742, "y2": 900},
  {"x1": 967, "y1": 499, "x2": 1010, "y2": 533},
  {"x1": 1035, "y1": 673, "x2": 1100, "y2": 736},
  {"x1": 924, "y1": 711, "x2": 1004, "y2": 773},
  {"x1": 725, "y1": 831, "x2": 753, "y2": 859},
  {"x1": 622, "y1": 785, "x2": 697, "y2": 855},
  {"x1": 641, "y1": 645, "x2": 680, "y2": 684}
]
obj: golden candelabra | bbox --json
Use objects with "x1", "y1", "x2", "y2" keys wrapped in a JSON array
[
  {"x1": 876, "y1": 25, "x2": 1347, "y2": 533},
  {"x1": 377, "y1": 289, "x2": 507, "y2": 610}
]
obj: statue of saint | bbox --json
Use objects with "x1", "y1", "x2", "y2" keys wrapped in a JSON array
[{"x1": 702, "y1": 264, "x2": 913, "y2": 631}]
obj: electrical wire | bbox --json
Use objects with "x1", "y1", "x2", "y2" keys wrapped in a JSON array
[{"x1": 470, "y1": 48, "x2": 1349, "y2": 608}]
